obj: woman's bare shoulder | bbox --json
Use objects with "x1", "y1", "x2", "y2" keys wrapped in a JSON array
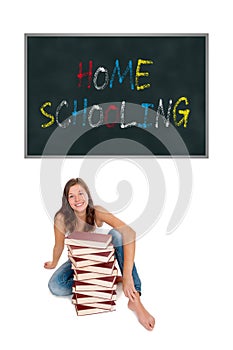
[
  {"x1": 94, "y1": 205, "x2": 109, "y2": 214},
  {"x1": 94, "y1": 205, "x2": 126, "y2": 228},
  {"x1": 94, "y1": 205, "x2": 109, "y2": 225},
  {"x1": 54, "y1": 212, "x2": 65, "y2": 222}
]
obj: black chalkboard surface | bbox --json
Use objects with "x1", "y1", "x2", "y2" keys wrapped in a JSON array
[{"x1": 25, "y1": 34, "x2": 208, "y2": 157}]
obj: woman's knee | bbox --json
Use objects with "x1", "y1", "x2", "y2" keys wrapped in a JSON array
[
  {"x1": 48, "y1": 278, "x2": 72, "y2": 296},
  {"x1": 48, "y1": 276, "x2": 62, "y2": 296},
  {"x1": 47, "y1": 260, "x2": 73, "y2": 295},
  {"x1": 108, "y1": 228, "x2": 123, "y2": 247}
]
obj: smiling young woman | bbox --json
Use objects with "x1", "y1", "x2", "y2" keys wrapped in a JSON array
[{"x1": 44, "y1": 177, "x2": 155, "y2": 331}]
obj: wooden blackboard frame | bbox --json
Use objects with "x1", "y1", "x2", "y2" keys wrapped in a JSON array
[{"x1": 25, "y1": 33, "x2": 208, "y2": 158}]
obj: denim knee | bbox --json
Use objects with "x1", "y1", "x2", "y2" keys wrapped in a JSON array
[
  {"x1": 108, "y1": 228, "x2": 123, "y2": 247},
  {"x1": 48, "y1": 275, "x2": 62, "y2": 296},
  {"x1": 48, "y1": 275, "x2": 72, "y2": 296},
  {"x1": 47, "y1": 260, "x2": 73, "y2": 296}
]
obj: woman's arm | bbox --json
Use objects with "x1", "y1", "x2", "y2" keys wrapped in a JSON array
[
  {"x1": 44, "y1": 214, "x2": 65, "y2": 269},
  {"x1": 95, "y1": 206, "x2": 137, "y2": 300}
]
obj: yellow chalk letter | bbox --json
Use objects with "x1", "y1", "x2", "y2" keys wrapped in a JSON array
[
  {"x1": 135, "y1": 59, "x2": 153, "y2": 91},
  {"x1": 173, "y1": 97, "x2": 190, "y2": 128},
  {"x1": 40, "y1": 101, "x2": 55, "y2": 128}
]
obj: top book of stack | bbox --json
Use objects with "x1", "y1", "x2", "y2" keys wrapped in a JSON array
[{"x1": 65, "y1": 231, "x2": 112, "y2": 249}]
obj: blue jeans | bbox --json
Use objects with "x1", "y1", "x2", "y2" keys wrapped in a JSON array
[{"x1": 48, "y1": 229, "x2": 142, "y2": 296}]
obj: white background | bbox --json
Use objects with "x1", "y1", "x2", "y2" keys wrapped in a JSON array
[{"x1": 1, "y1": 1, "x2": 233, "y2": 349}]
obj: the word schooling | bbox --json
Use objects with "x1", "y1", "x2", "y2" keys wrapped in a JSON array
[{"x1": 39, "y1": 59, "x2": 191, "y2": 129}]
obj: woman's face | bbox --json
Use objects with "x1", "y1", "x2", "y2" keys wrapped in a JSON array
[{"x1": 68, "y1": 184, "x2": 89, "y2": 213}]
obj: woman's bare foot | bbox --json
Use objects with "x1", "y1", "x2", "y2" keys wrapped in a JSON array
[{"x1": 128, "y1": 292, "x2": 155, "y2": 331}]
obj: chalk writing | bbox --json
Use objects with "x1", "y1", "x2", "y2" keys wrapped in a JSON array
[
  {"x1": 40, "y1": 58, "x2": 191, "y2": 130},
  {"x1": 40, "y1": 98, "x2": 190, "y2": 129}
]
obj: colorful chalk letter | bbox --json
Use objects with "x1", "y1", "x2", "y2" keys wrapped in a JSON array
[
  {"x1": 135, "y1": 59, "x2": 154, "y2": 91},
  {"x1": 109, "y1": 59, "x2": 134, "y2": 90},
  {"x1": 40, "y1": 101, "x2": 55, "y2": 128},
  {"x1": 173, "y1": 97, "x2": 190, "y2": 128}
]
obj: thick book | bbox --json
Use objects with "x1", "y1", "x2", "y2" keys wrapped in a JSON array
[
  {"x1": 74, "y1": 289, "x2": 117, "y2": 300},
  {"x1": 72, "y1": 292, "x2": 115, "y2": 304},
  {"x1": 72, "y1": 285, "x2": 116, "y2": 294},
  {"x1": 65, "y1": 231, "x2": 112, "y2": 249},
  {"x1": 72, "y1": 287, "x2": 117, "y2": 297},
  {"x1": 74, "y1": 304, "x2": 113, "y2": 316},
  {"x1": 82, "y1": 300, "x2": 116, "y2": 311},
  {"x1": 73, "y1": 278, "x2": 117, "y2": 291},
  {"x1": 74, "y1": 272, "x2": 117, "y2": 288},
  {"x1": 67, "y1": 244, "x2": 114, "y2": 256},
  {"x1": 77, "y1": 260, "x2": 116, "y2": 275},
  {"x1": 72, "y1": 267, "x2": 118, "y2": 281},
  {"x1": 75, "y1": 249, "x2": 115, "y2": 263},
  {"x1": 68, "y1": 254, "x2": 114, "y2": 268},
  {"x1": 68, "y1": 254, "x2": 102, "y2": 268}
]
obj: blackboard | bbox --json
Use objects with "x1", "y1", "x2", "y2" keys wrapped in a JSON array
[{"x1": 25, "y1": 34, "x2": 208, "y2": 157}]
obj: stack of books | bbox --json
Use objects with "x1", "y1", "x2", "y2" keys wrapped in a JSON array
[{"x1": 65, "y1": 231, "x2": 117, "y2": 316}]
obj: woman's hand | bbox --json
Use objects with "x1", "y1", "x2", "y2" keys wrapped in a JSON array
[
  {"x1": 122, "y1": 274, "x2": 137, "y2": 301},
  {"x1": 44, "y1": 261, "x2": 57, "y2": 269}
]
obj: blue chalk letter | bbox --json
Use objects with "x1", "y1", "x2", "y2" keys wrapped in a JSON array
[{"x1": 109, "y1": 59, "x2": 134, "y2": 90}]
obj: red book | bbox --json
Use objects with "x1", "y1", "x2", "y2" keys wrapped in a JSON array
[
  {"x1": 72, "y1": 267, "x2": 118, "y2": 281},
  {"x1": 68, "y1": 254, "x2": 103, "y2": 268},
  {"x1": 77, "y1": 260, "x2": 116, "y2": 275},
  {"x1": 73, "y1": 278, "x2": 117, "y2": 291},
  {"x1": 65, "y1": 231, "x2": 112, "y2": 249},
  {"x1": 77, "y1": 250, "x2": 115, "y2": 263},
  {"x1": 67, "y1": 244, "x2": 114, "y2": 256},
  {"x1": 72, "y1": 292, "x2": 115, "y2": 304},
  {"x1": 74, "y1": 271, "x2": 118, "y2": 287},
  {"x1": 82, "y1": 300, "x2": 116, "y2": 311},
  {"x1": 75, "y1": 289, "x2": 117, "y2": 300},
  {"x1": 74, "y1": 304, "x2": 113, "y2": 316}
]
